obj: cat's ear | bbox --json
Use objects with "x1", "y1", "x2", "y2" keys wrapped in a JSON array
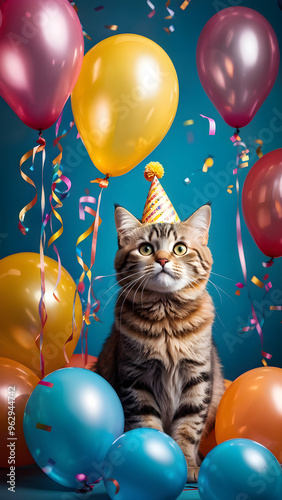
[
  {"x1": 182, "y1": 204, "x2": 211, "y2": 245},
  {"x1": 114, "y1": 206, "x2": 141, "y2": 239}
]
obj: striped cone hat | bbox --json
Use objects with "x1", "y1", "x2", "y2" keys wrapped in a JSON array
[{"x1": 141, "y1": 162, "x2": 180, "y2": 224}]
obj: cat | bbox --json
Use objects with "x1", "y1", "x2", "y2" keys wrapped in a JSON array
[{"x1": 96, "y1": 203, "x2": 225, "y2": 482}]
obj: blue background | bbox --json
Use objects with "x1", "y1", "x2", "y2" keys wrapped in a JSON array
[{"x1": 0, "y1": 0, "x2": 282, "y2": 382}]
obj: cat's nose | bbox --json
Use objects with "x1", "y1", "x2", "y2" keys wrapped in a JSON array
[{"x1": 156, "y1": 258, "x2": 169, "y2": 267}]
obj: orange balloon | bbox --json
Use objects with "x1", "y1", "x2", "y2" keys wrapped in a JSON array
[
  {"x1": 199, "y1": 379, "x2": 232, "y2": 457},
  {"x1": 215, "y1": 367, "x2": 282, "y2": 463},
  {"x1": 0, "y1": 253, "x2": 83, "y2": 378},
  {"x1": 0, "y1": 357, "x2": 40, "y2": 467},
  {"x1": 64, "y1": 353, "x2": 97, "y2": 370}
]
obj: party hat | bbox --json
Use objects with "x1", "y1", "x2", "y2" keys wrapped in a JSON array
[{"x1": 142, "y1": 162, "x2": 180, "y2": 224}]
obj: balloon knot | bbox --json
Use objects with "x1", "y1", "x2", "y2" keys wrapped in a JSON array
[{"x1": 144, "y1": 162, "x2": 164, "y2": 182}]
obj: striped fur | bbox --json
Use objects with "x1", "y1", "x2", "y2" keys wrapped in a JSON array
[{"x1": 96, "y1": 205, "x2": 225, "y2": 482}]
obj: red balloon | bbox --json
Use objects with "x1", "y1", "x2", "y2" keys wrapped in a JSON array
[
  {"x1": 0, "y1": 0, "x2": 84, "y2": 130},
  {"x1": 196, "y1": 7, "x2": 280, "y2": 129},
  {"x1": 242, "y1": 149, "x2": 282, "y2": 258}
]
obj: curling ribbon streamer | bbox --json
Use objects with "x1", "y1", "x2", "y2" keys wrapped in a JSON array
[
  {"x1": 34, "y1": 135, "x2": 47, "y2": 379},
  {"x1": 232, "y1": 135, "x2": 272, "y2": 362},
  {"x1": 107, "y1": 479, "x2": 120, "y2": 495},
  {"x1": 18, "y1": 138, "x2": 46, "y2": 234},
  {"x1": 199, "y1": 114, "x2": 216, "y2": 135}
]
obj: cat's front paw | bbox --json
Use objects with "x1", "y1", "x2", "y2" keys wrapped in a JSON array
[{"x1": 187, "y1": 466, "x2": 199, "y2": 483}]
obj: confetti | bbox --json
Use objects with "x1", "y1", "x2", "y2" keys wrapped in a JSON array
[
  {"x1": 227, "y1": 185, "x2": 233, "y2": 194},
  {"x1": 184, "y1": 177, "x2": 191, "y2": 185},
  {"x1": 165, "y1": 0, "x2": 174, "y2": 17},
  {"x1": 107, "y1": 479, "x2": 120, "y2": 495},
  {"x1": 94, "y1": 5, "x2": 104, "y2": 10},
  {"x1": 38, "y1": 381, "x2": 54, "y2": 388},
  {"x1": 251, "y1": 276, "x2": 264, "y2": 288},
  {"x1": 262, "y1": 358, "x2": 268, "y2": 367},
  {"x1": 265, "y1": 281, "x2": 272, "y2": 292},
  {"x1": 180, "y1": 0, "x2": 191, "y2": 10},
  {"x1": 263, "y1": 274, "x2": 269, "y2": 281},
  {"x1": 199, "y1": 114, "x2": 216, "y2": 135},
  {"x1": 236, "y1": 282, "x2": 245, "y2": 288},
  {"x1": 82, "y1": 30, "x2": 92, "y2": 40},
  {"x1": 104, "y1": 24, "x2": 118, "y2": 30},
  {"x1": 262, "y1": 351, "x2": 272, "y2": 360},
  {"x1": 255, "y1": 139, "x2": 263, "y2": 159},
  {"x1": 183, "y1": 119, "x2": 194, "y2": 126},
  {"x1": 42, "y1": 459, "x2": 56, "y2": 474},
  {"x1": 147, "y1": 0, "x2": 155, "y2": 17},
  {"x1": 235, "y1": 290, "x2": 241, "y2": 296},
  {"x1": 36, "y1": 423, "x2": 52, "y2": 432},
  {"x1": 202, "y1": 157, "x2": 214, "y2": 173},
  {"x1": 270, "y1": 306, "x2": 282, "y2": 310},
  {"x1": 164, "y1": 25, "x2": 175, "y2": 33}
]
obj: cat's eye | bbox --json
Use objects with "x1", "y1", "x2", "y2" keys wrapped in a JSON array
[
  {"x1": 173, "y1": 243, "x2": 187, "y2": 256},
  {"x1": 139, "y1": 243, "x2": 154, "y2": 256}
]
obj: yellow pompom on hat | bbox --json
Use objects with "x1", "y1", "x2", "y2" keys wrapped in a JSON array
[{"x1": 142, "y1": 162, "x2": 180, "y2": 224}]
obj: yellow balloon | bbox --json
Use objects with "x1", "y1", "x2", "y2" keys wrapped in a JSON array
[
  {"x1": 71, "y1": 34, "x2": 179, "y2": 177},
  {"x1": 0, "y1": 253, "x2": 82, "y2": 378}
]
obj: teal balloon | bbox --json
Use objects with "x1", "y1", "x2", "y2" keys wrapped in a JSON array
[
  {"x1": 23, "y1": 368, "x2": 124, "y2": 488},
  {"x1": 103, "y1": 427, "x2": 187, "y2": 500},
  {"x1": 198, "y1": 439, "x2": 282, "y2": 500}
]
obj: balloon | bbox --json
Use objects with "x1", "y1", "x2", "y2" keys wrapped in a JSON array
[
  {"x1": 242, "y1": 148, "x2": 282, "y2": 258},
  {"x1": 64, "y1": 353, "x2": 97, "y2": 370},
  {"x1": 0, "y1": 357, "x2": 39, "y2": 467},
  {"x1": 199, "y1": 379, "x2": 232, "y2": 457},
  {"x1": 196, "y1": 7, "x2": 280, "y2": 129},
  {"x1": 0, "y1": 253, "x2": 83, "y2": 378},
  {"x1": 215, "y1": 367, "x2": 282, "y2": 463},
  {"x1": 71, "y1": 34, "x2": 179, "y2": 177},
  {"x1": 0, "y1": 0, "x2": 84, "y2": 130},
  {"x1": 103, "y1": 428, "x2": 187, "y2": 500},
  {"x1": 23, "y1": 368, "x2": 124, "y2": 488},
  {"x1": 198, "y1": 439, "x2": 282, "y2": 500}
]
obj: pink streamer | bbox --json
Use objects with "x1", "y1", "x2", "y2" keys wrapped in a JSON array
[{"x1": 200, "y1": 114, "x2": 216, "y2": 135}]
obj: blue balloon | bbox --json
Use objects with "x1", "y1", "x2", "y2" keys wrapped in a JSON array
[
  {"x1": 103, "y1": 427, "x2": 187, "y2": 500},
  {"x1": 198, "y1": 439, "x2": 282, "y2": 500},
  {"x1": 23, "y1": 368, "x2": 124, "y2": 488}
]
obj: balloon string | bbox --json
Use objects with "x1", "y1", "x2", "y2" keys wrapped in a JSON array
[{"x1": 232, "y1": 133, "x2": 272, "y2": 362}]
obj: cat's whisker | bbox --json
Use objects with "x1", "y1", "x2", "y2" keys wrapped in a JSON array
[
  {"x1": 141, "y1": 276, "x2": 151, "y2": 308},
  {"x1": 132, "y1": 274, "x2": 151, "y2": 311},
  {"x1": 102, "y1": 274, "x2": 143, "y2": 314},
  {"x1": 207, "y1": 278, "x2": 236, "y2": 304},
  {"x1": 118, "y1": 274, "x2": 148, "y2": 330},
  {"x1": 210, "y1": 271, "x2": 235, "y2": 282},
  {"x1": 100, "y1": 270, "x2": 143, "y2": 298}
]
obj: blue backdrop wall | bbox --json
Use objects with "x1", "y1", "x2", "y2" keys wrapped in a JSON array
[{"x1": 0, "y1": 0, "x2": 282, "y2": 382}]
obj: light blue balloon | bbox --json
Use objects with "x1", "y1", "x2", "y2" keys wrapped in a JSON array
[
  {"x1": 198, "y1": 438, "x2": 282, "y2": 500},
  {"x1": 103, "y1": 427, "x2": 187, "y2": 500},
  {"x1": 23, "y1": 368, "x2": 124, "y2": 488}
]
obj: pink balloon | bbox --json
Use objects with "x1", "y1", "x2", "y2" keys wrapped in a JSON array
[
  {"x1": 242, "y1": 149, "x2": 282, "y2": 258},
  {"x1": 0, "y1": 0, "x2": 84, "y2": 130},
  {"x1": 196, "y1": 7, "x2": 280, "y2": 129}
]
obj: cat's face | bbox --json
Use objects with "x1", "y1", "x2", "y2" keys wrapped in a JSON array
[{"x1": 114, "y1": 205, "x2": 212, "y2": 294}]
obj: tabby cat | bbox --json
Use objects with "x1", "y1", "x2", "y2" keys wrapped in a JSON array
[{"x1": 96, "y1": 203, "x2": 225, "y2": 482}]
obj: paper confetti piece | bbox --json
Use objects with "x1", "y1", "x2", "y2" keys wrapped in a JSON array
[
  {"x1": 70, "y1": 1, "x2": 78, "y2": 13},
  {"x1": 82, "y1": 30, "x2": 92, "y2": 40},
  {"x1": 202, "y1": 157, "x2": 214, "y2": 173},
  {"x1": 251, "y1": 276, "x2": 264, "y2": 288},
  {"x1": 36, "y1": 423, "x2": 52, "y2": 432},
  {"x1": 164, "y1": 25, "x2": 175, "y2": 33},
  {"x1": 255, "y1": 139, "x2": 263, "y2": 159},
  {"x1": 265, "y1": 281, "x2": 272, "y2": 292},
  {"x1": 104, "y1": 24, "x2": 118, "y2": 30},
  {"x1": 263, "y1": 274, "x2": 269, "y2": 281},
  {"x1": 270, "y1": 306, "x2": 282, "y2": 310},
  {"x1": 107, "y1": 479, "x2": 120, "y2": 495},
  {"x1": 262, "y1": 358, "x2": 268, "y2": 367},
  {"x1": 180, "y1": 0, "x2": 191, "y2": 9},
  {"x1": 183, "y1": 119, "x2": 194, "y2": 126},
  {"x1": 199, "y1": 114, "x2": 216, "y2": 135},
  {"x1": 262, "y1": 351, "x2": 272, "y2": 360},
  {"x1": 235, "y1": 290, "x2": 241, "y2": 296},
  {"x1": 184, "y1": 177, "x2": 191, "y2": 185},
  {"x1": 94, "y1": 5, "x2": 104, "y2": 10},
  {"x1": 38, "y1": 381, "x2": 54, "y2": 388},
  {"x1": 166, "y1": 0, "x2": 174, "y2": 17},
  {"x1": 236, "y1": 282, "x2": 245, "y2": 289},
  {"x1": 227, "y1": 185, "x2": 233, "y2": 194},
  {"x1": 147, "y1": 0, "x2": 155, "y2": 17}
]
